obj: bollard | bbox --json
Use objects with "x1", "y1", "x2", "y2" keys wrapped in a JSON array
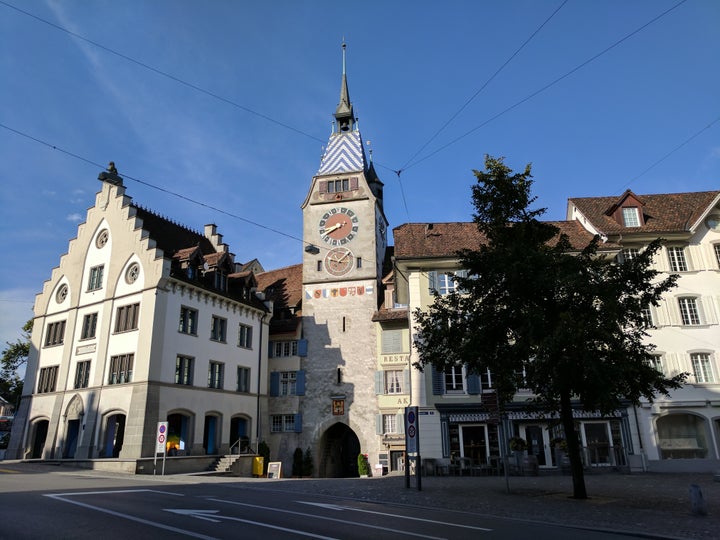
[{"x1": 689, "y1": 484, "x2": 707, "y2": 516}]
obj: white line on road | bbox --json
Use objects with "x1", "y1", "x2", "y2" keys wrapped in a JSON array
[
  {"x1": 165, "y1": 508, "x2": 339, "y2": 539},
  {"x1": 205, "y1": 497, "x2": 448, "y2": 539},
  {"x1": 298, "y1": 501, "x2": 493, "y2": 532},
  {"x1": 44, "y1": 490, "x2": 216, "y2": 540}
]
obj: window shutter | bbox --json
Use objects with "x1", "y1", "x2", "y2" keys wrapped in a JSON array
[
  {"x1": 428, "y1": 271, "x2": 437, "y2": 294},
  {"x1": 381, "y1": 330, "x2": 402, "y2": 353},
  {"x1": 466, "y1": 372, "x2": 480, "y2": 394},
  {"x1": 268, "y1": 342, "x2": 274, "y2": 358},
  {"x1": 319, "y1": 181, "x2": 328, "y2": 194},
  {"x1": 349, "y1": 177, "x2": 359, "y2": 190},
  {"x1": 431, "y1": 367, "x2": 444, "y2": 395},
  {"x1": 270, "y1": 372, "x2": 280, "y2": 396},
  {"x1": 376, "y1": 415, "x2": 383, "y2": 435},
  {"x1": 403, "y1": 369, "x2": 410, "y2": 392},
  {"x1": 298, "y1": 338, "x2": 308, "y2": 357},
  {"x1": 396, "y1": 413, "x2": 405, "y2": 435},
  {"x1": 294, "y1": 413, "x2": 303, "y2": 433},
  {"x1": 375, "y1": 371, "x2": 384, "y2": 394},
  {"x1": 696, "y1": 297, "x2": 709, "y2": 325},
  {"x1": 296, "y1": 370, "x2": 306, "y2": 396}
]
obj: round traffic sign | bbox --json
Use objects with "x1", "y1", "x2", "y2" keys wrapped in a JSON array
[{"x1": 408, "y1": 425, "x2": 416, "y2": 438}]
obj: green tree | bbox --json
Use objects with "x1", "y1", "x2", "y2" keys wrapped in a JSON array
[
  {"x1": 413, "y1": 156, "x2": 685, "y2": 499},
  {"x1": 0, "y1": 319, "x2": 32, "y2": 409}
]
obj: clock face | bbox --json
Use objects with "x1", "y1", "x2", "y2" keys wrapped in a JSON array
[
  {"x1": 318, "y1": 207, "x2": 359, "y2": 245},
  {"x1": 325, "y1": 247, "x2": 354, "y2": 276}
]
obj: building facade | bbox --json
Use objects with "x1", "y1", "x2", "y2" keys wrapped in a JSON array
[
  {"x1": 7, "y1": 171, "x2": 270, "y2": 464},
  {"x1": 568, "y1": 189, "x2": 720, "y2": 472}
]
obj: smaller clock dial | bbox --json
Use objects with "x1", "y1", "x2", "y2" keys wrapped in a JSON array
[
  {"x1": 325, "y1": 247, "x2": 354, "y2": 276},
  {"x1": 319, "y1": 207, "x2": 359, "y2": 245}
]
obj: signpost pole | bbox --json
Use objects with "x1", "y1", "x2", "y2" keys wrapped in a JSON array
[
  {"x1": 404, "y1": 406, "x2": 420, "y2": 491},
  {"x1": 155, "y1": 421, "x2": 168, "y2": 477}
]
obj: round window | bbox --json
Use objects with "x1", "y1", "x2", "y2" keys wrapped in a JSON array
[
  {"x1": 56, "y1": 284, "x2": 68, "y2": 303},
  {"x1": 96, "y1": 229, "x2": 109, "y2": 248},
  {"x1": 126, "y1": 263, "x2": 140, "y2": 284}
]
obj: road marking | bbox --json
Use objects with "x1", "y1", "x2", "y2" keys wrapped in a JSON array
[
  {"x1": 298, "y1": 501, "x2": 492, "y2": 532},
  {"x1": 165, "y1": 509, "x2": 338, "y2": 539},
  {"x1": 205, "y1": 497, "x2": 448, "y2": 539},
  {"x1": 0, "y1": 468, "x2": 20, "y2": 473},
  {"x1": 44, "y1": 489, "x2": 216, "y2": 540}
]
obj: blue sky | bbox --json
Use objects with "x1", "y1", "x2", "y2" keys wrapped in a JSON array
[{"x1": 1, "y1": 0, "x2": 718, "y2": 348}]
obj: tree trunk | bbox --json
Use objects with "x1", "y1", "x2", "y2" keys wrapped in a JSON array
[{"x1": 560, "y1": 389, "x2": 587, "y2": 499}]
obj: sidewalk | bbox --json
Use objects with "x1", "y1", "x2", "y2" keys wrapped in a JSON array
[{"x1": 250, "y1": 471, "x2": 720, "y2": 539}]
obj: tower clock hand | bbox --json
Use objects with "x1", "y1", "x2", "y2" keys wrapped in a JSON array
[{"x1": 324, "y1": 222, "x2": 343, "y2": 234}]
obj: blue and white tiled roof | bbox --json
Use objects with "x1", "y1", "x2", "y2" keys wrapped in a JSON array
[{"x1": 317, "y1": 130, "x2": 367, "y2": 176}]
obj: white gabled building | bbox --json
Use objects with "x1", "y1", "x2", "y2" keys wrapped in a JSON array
[
  {"x1": 568, "y1": 189, "x2": 720, "y2": 472},
  {"x1": 7, "y1": 169, "x2": 271, "y2": 467}
]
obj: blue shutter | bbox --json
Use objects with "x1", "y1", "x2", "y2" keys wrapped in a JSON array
[
  {"x1": 298, "y1": 339, "x2": 308, "y2": 357},
  {"x1": 294, "y1": 413, "x2": 303, "y2": 433},
  {"x1": 296, "y1": 370, "x2": 306, "y2": 396},
  {"x1": 431, "y1": 367, "x2": 444, "y2": 395},
  {"x1": 375, "y1": 371, "x2": 384, "y2": 394},
  {"x1": 270, "y1": 372, "x2": 279, "y2": 396},
  {"x1": 466, "y1": 372, "x2": 480, "y2": 395}
]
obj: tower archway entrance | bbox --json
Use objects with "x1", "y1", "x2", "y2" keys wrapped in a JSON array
[{"x1": 319, "y1": 423, "x2": 360, "y2": 478}]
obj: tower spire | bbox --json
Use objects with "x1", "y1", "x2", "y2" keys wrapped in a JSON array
[{"x1": 334, "y1": 40, "x2": 354, "y2": 132}]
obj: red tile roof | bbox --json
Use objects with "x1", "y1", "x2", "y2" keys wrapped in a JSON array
[
  {"x1": 569, "y1": 190, "x2": 720, "y2": 236},
  {"x1": 256, "y1": 264, "x2": 303, "y2": 311},
  {"x1": 393, "y1": 220, "x2": 605, "y2": 259}
]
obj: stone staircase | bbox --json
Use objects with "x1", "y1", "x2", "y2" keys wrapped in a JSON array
[{"x1": 207, "y1": 454, "x2": 240, "y2": 473}]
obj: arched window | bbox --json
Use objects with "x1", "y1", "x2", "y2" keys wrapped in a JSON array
[{"x1": 656, "y1": 413, "x2": 709, "y2": 459}]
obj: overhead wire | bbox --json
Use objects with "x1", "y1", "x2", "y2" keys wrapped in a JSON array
[
  {"x1": 397, "y1": 0, "x2": 569, "y2": 175},
  {"x1": 617, "y1": 115, "x2": 720, "y2": 193},
  {"x1": 401, "y1": 0, "x2": 689, "y2": 172},
  {"x1": 0, "y1": 122, "x2": 384, "y2": 269},
  {"x1": 0, "y1": 0, "x2": 325, "y2": 145}
]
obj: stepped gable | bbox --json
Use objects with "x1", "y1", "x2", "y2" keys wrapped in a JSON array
[
  {"x1": 569, "y1": 190, "x2": 720, "y2": 235},
  {"x1": 133, "y1": 204, "x2": 214, "y2": 256},
  {"x1": 394, "y1": 220, "x2": 610, "y2": 259}
]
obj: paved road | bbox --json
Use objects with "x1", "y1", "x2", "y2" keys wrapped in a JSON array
[{"x1": 0, "y1": 462, "x2": 718, "y2": 539}]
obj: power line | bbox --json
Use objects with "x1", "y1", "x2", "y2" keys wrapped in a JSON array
[
  {"x1": 0, "y1": 0, "x2": 325, "y2": 145},
  {"x1": 0, "y1": 122, "x2": 383, "y2": 267},
  {"x1": 402, "y1": 0, "x2": 689, "y2": 172},
  {"x1": 398, "y1": 0, "x2": 568, "y2": 174},
  {"x1": 618, "y1": 115, "x2": 720, "y2": 193}
]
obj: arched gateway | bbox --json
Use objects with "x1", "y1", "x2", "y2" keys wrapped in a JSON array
[{"x1": 319, "y1": 423, "x2": 360, "y2": 478}]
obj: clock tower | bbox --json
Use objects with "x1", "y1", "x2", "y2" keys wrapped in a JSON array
[{"x1": 300, "y1": 43, "x2": 388, "y2": 477}]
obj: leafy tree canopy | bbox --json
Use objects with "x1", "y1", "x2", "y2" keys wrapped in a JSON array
[
  {"x1": 0, "y1": 319, "x2": 32, "y2": 407},
  {"x1": 413, "y1": 156, "x2": 684, "y2": 498}
]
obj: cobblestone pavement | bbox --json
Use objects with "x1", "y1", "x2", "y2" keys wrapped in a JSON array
[{"x1": 242, "y1": 471, "x2": 720, "y2": 540}]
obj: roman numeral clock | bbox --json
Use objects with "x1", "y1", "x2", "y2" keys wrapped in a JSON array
[{"x1": 318, "y1": 207, "x2": 358, "y2": 277}]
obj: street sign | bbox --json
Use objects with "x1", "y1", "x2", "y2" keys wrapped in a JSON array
[
  {"x1": 156, "y1": 421, "x2": 168, "y2": 454},
  {"x1": 405, "y1": 406, "x2": 418, "y2": 454}
]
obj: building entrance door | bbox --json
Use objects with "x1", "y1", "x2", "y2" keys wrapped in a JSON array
[
  {"x1": 521, "y1": 424, "x2": 552, "y2": 466},
  {"x1": 319, "y1": 423, "x2": 360, "y2": 478}
]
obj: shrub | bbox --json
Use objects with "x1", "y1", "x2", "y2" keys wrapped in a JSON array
[
  {"x1": 357, "y1": 453, "x2": 370, "y2": 476},
  {"x1": 257, "y1": 440, "x2": 270, "y2": 475},
  {"x1": 509, "y1": 436, "x2": 527, "y2": 451},
  {"x1": 302, "y1": 447, "x2": 314, "y2": 477},
  {"x1": 292, "y1": 447, "x2": 303, "y2": 477}
]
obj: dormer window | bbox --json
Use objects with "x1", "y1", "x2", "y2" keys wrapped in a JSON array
[
  {"x1": 622, "y1": 207, "x2": 640, "y2": 227},
  {"x1": 215, "y1": 270, "x2": 227, "y2": 291}
]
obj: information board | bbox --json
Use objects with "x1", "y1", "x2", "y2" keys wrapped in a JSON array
[{"x1": 267, "y1": 461, "x2": 282, "y2": 479}]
